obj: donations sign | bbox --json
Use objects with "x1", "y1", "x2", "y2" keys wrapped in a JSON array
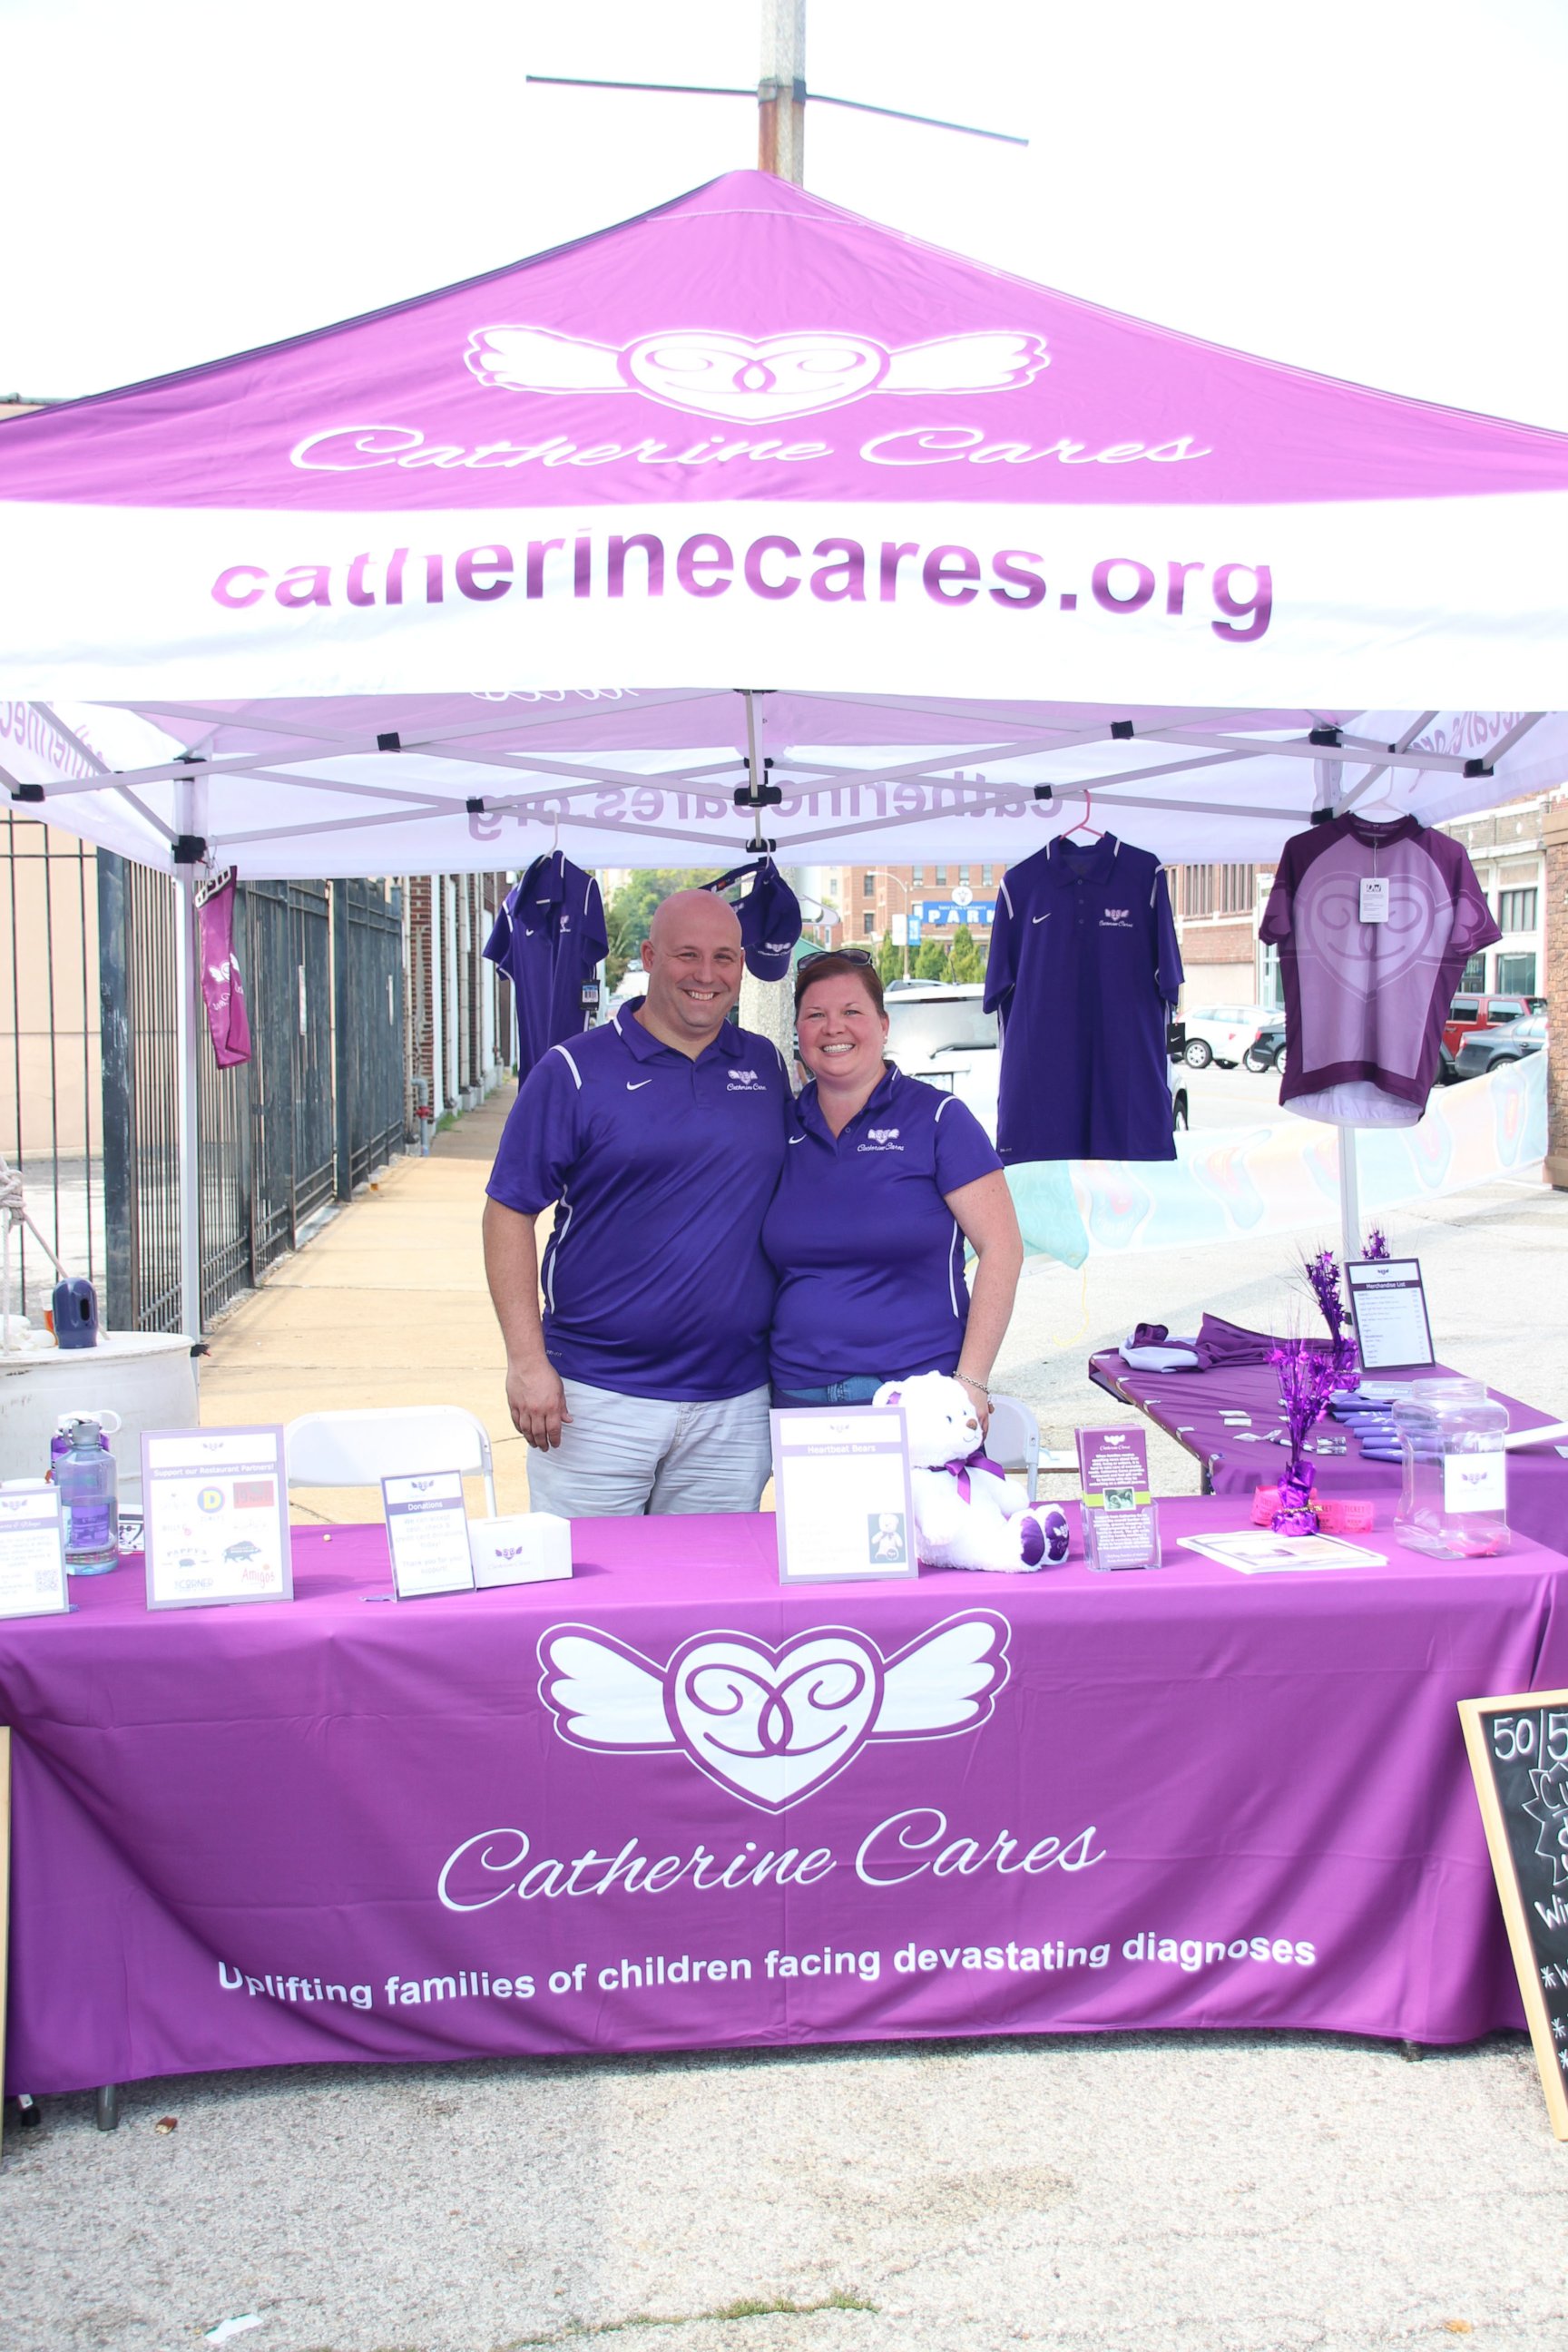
[{"x1": 1460, "y1": 1690, "x2": 1568, "y2": 2138}]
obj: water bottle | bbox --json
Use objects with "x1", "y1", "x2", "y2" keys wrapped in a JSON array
[{"x1": 54, "y1": 1410, "x2": 122, "y2": 1573}]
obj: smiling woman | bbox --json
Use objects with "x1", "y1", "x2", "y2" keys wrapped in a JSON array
[{"x1": 763, "y1": 952, "x2": 1023, "y2": 1425}]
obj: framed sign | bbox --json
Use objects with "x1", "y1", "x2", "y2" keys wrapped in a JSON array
[
  {"x1": 1459, "y1": 1690, "x2": 1568, "y2": 2140},
  {"x1": 142, "y1": 1426, "x2": 292, "y2": 1610},
  {"x1": 1075, "y1": 1425, "x2": 1161, "y2": 1571},
  {"x1": 770, "y1": 1406, "x2": 917, "y2": 1584},
  {"x1": 382, "y1": 1471, "x2": 475, "y2": 1599},
  {"x1": 1347, "y1": 1257, "x2": 1436, "y2": 1370},
  {"x1": 0, "y1": 1484, "x2": 69, "y2": 1620}
]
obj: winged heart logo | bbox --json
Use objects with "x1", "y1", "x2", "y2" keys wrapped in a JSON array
[
  {"x1": 465, "y1": 326, "x2": 1048, "y2": 424},
  {"x1": 537, "y1": 1612, "x2": 1010, "y2": 1810}
]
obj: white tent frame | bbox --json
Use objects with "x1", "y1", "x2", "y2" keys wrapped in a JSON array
[{"x1": 9, "y1": 685, "x2": 1555, "y2": 1342}]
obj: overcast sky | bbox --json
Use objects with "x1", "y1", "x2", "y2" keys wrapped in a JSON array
[{"x1": 4, "y1": 0, "x2": 1564, "y2": 429}]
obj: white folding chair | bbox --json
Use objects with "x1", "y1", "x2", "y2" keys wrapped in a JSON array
[
  {"x1": 284, "y1": 1406, "x2": 497, "y2": 1516},
  {"x1": 985, "y1": 1393, "x2": 1041, "y2": 1502}
]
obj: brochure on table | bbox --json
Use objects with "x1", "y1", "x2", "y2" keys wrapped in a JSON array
[
  {"x1": 770, "y1": 1406, "x2": 917, "y2": 1583},
  {"x1": 141, "y1": 1426, "x2": 292, "y2": 1609},
  {"x1": 382, "y1": 1471, "x2": 476, "y2": 1598},
  {"x1": 0, "y1": 1484, "x2": 69, "y2": 1620},
  {"x1": 1347, "y1": 1258, "x2": 1436, "y2": 1370},
  {"x1": 1075, "y1": 1425, "x2": 1161, "y2": 1571},
  {"x1": 1180, "y1": 1529, "x2": 1387, "y2": 1574}
]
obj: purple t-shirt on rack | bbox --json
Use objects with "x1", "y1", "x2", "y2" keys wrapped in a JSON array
[
  {"x1": 1260, "y1": 815, "x2": 1500, "y2": 1126},
  {"x1": 485, "y1": 1002, "x2": 791, "y2": 1401},
  {"x1": 985, "y1": 834, "x2": 1182, "y2": 1163},
  {"x1": 762, "y1": 1065, "x2": 1001, "y2": 1391}
]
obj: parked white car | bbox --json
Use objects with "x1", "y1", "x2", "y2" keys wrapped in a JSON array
[
  {"x1": 879, "y1": 982, "x2": 1190, "y2": 1138},
  {"x1": 1180, "y1": 1004, "x2": 1269, "y2": 1069},
  {"x1": 883, "y1": 983, "x2": 1001, "y2": 1133}
]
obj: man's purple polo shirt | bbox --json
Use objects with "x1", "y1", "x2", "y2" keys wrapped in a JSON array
[
  {"x1": 762, "y1": 1064, "x2": 1001, "y2": 1391},
  {"x1": 486, "y1": 999, "x2": 790, "y2": 1402},
  {"x1": 985, "y1": 834, "x2": 1182, "y2": 1163}
]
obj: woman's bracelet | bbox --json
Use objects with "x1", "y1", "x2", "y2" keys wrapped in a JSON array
[{"x1": 956, "y1": 1370, "x2": 991, "y2": 1402}]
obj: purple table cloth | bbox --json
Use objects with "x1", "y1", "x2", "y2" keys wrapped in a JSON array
[
  {"x1": 1090, "y1": 1350, "x2": 1568, "y2": 1547},
  {"x1": 5, "y1": 1499, "x2": 1567, "y2": 2096}
]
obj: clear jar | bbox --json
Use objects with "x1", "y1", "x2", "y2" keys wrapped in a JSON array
[{"x1": 1392, "y1": 1379, "x2": 1510, "y2": 1558}]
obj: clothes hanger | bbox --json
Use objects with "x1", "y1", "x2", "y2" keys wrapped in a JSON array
[{"x1": 1062, "y1": 789, "x2": 1104, "y2": 841}]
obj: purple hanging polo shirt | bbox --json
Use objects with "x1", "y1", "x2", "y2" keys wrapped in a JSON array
[
  {"x1": 483, "y1": 852, "x2": 608, "y2": 1081},
  {"x1": 486, "y1": 1000, "x2": 790, "y2": 1401},
  {"x1": 762, "y1": 1065, "x2": 1001, "y2": 1391},
  {"x1": 985, "y1": 835, "x2": 1182, "y2": 1162},
  {"x1": 1260, "y1": 814, "x2": 1500, "y2": 1125}
]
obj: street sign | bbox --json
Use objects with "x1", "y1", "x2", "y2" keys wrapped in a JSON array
[
  {"x1": 891, "y1": 913, "x2": 906, "y2": 946},
  {"x1": 916, "y1": 899, "x2": 996, "y2": 928}
]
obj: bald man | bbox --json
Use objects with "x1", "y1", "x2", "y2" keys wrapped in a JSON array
[{"x1": 483, "y1": 889, "x2": 792, "y2": 1516}]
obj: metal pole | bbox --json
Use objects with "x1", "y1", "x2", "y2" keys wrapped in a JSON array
[
  {"x1": 1338, "y1": 1127, "x2": 1361, "y2": 1270},
  {"x1": 759, "y1": 0, "x2": 807, "y2": 183},
  {"x1": 174, "y1": 866, "x2": 203, "y2": 1338}
]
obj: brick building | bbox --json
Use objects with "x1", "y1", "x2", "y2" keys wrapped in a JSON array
[{"x1": 818, "y1": 860, "x2": 1005, "y2": 951}]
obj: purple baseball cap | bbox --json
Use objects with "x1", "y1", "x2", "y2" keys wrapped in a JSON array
[{"x1": 704, "y1": 858, "x2": 802, "y2": 981}]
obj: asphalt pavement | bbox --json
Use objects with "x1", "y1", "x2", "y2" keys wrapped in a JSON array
[{"x1": 5, "y1": 1083, "x2": 1568, "y2": 2352}]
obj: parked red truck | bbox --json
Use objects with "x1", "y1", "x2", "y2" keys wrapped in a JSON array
[{"x1": 1442, "y1": 993, "x2": 1532, "y2": 1057}]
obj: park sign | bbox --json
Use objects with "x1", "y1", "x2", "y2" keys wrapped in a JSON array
[
  {"x1": 1459, "y1": 1689, "x2": 1568, "y2": 2139},
  {"x1": 917, "y1": 900, "x2": 996, "y2": 929}
]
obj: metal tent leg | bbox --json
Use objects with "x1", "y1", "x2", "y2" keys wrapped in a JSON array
[
  {"x1": 94, "y1": 2084, "x2": 120, "y2": 2132},
  {"x1": 1338, "y1": 1126, "x2": 1361, "y2": 1268}
]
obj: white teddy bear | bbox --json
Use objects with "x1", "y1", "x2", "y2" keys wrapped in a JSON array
[{"x1": 873, "y1": 1370, "x2": 1070, "y2": 1574}]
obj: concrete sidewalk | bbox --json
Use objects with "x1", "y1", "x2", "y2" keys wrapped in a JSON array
[{"x1": 201, "y1": 1088, "x2": 533, "y2": 1519}]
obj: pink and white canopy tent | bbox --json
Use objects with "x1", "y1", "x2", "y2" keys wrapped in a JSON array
[{"x1": 0, "y1": 169, "x2": 1565, "y2": 878}]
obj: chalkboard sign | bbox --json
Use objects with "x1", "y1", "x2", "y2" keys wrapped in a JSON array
[{"x1": 1458, "y1": 1689, "x2": 1568, "y2": 2139}]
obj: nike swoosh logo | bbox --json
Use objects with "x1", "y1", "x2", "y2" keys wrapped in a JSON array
[
  {"x1": 1033, "y1": 913, "x2": 1051, "y2": 925},
  {"x1": 788, "y1": 1134, "x2": 806, "y2": 1144},
  {"x1": 626, "y1": 1080, "x2": 652, "y2": 1092}
]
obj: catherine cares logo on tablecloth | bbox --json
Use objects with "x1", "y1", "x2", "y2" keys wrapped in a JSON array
[
  {"x1": 537, "y1": 1613, "x2": 1010, "y2": 1811},
  {"x1": 465, "y1": 326, "x2": 1049, "y2": 424}
]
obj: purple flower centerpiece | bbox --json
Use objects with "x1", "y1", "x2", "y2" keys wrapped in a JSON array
[
  {"x1": 1363, "y1": 1226, "x2": 1390, "y2": 1260},
  {"x1": 1269, "y1": 1341, "x2": 1345, "y2": 1531},
  {"x1": 1269, "y1": 1251, "x2": 1364, "y2": 1533}
]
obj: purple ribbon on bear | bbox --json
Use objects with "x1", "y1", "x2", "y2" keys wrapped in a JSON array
[{"x1": 941, "y1": 1449, "x2": 1008, "y2": 1504}]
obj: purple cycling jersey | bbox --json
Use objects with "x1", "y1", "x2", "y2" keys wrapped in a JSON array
[
  {"x1": 985, "y1": 834, "x2": 1182, "y2": 1163},
  {"x1": 1260, "y1": 815, "x2": 1499, "y2": 1125},
  {"x1": 483, "y1": 852, "x2": 608, "y2": 1080},
  {"x1": 763, "y1": 1065, "x2": 1001, "y2": 1391},
  {"x1": 485, "y1": 1001, "x2": 790, "y2": 1401}
]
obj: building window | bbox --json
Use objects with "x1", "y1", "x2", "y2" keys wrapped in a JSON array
[
  {"x1": 959, "y1": 867, "x2": 971, "y2": 886},
  {"x1": 862, "y1": 871, "x2": 876, "y2": 897},
  {"x1": 982, "y1": 865, "x2": 995, "y2": 887},
  {"x1": 1180, "y1": 867, "x2": 1213, "y2": 918},
  {"x1": 1259, "y1": 944, "x2": 1283, "y2": 1010},
  {"x1": 1458, "y1": 953, "x2": 1487, "y2": 991},
  {"x1": 1498, "y1": 887, "x2": 1537, "y2": 934},
  {"x1": 935, "y1": 866, "x2": 948, "y2": 886},
  {"x1": 1497, "y1": 951, "x2": 1537, "y2": 995},
  {"x1": 911, "y1": 866, "x2": 924, "y2": 885},
  {"x1": 862, "y1": 912, "x2": 877, "y2": 937}
]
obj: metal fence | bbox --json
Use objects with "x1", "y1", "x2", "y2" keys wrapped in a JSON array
[
  {"x1": 0, "y1": 815, "x2": 104, "y2": 1324},
  {"x1": 94, "y1": 860, "x2": 411, "y2": 1334},
  {"x1": 334, "y1": 879, "x2": 406, "y2": 1195},
  {"x1": 3, "y1": 840, "x2": 505, "y2": 1339}
]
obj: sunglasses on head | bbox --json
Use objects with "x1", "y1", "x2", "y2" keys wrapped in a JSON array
[{"x1": 797, "y1": 946, "x2": 876, "y2": 967}]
